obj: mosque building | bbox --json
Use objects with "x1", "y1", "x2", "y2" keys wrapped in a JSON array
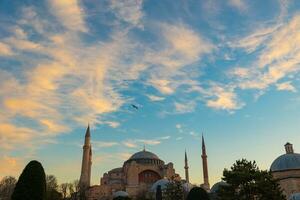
[
  {"x1": 78, "y1": 125, "x2": 210, "y2": 200},
  {"x1": 270, "y1": 142, "x2": 300, "y2": 199},
  {"x1": 78, "y1": 125, "x2": 300, "y2": 200},
  {"x1": 210, "y1": 142, "x2": 300, "y2": 200}
]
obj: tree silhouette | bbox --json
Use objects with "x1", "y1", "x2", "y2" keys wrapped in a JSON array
[
  {"x1": 186, "y1": 187, "x2": 209, "y2": 200},
  {"x1": 218, "y1": 159, "x2": 286, "y2": 200},
  {"x1": 11, "y1": 160, "x2": 46, "y2": 200}
]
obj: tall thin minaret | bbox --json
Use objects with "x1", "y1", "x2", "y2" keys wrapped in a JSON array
[
  {"x1": 79, "y1": 125, "x2": 92, "y2": 191},
  {"x1": 201, "y1": 134, "x2": 210, "y2": 190},
  {"x1": 184, "y1": 150, "x2": 190, "y2": 183},
  {"x1": 88, "y1": 146, "x2": 92, "y2": 185}
]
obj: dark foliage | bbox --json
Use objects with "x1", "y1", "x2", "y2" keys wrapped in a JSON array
[
  {"x1": 186, "y1": 187, "x2": 210, "y2": 200},
  {"x1": 0, "y1": 176, "x2": 17, "y2": 200},
  {"x1": 217, "y1": 159, "x2": 286, "y2": 200},
  {"x1": 163, "y1": 181, "x2": 184, "y2": 200},
  {"x1": 11, "y1": 160, "x2": 47, "y2": 200},
  {"x1": 113, "y1": 196, "x2": 131, "y2": 200}
]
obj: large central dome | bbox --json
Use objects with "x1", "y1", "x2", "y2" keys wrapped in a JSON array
[
  {"x1": 129, "y1": 150, "x2": 160, "y2": 160},
  {"x1": 124, "y1": 150, "x2": 164, "y2": 165}
]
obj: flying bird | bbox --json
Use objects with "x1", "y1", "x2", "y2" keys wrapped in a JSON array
[{"x1": 131, "y1": 104, "x2": 139, "y2": 110}]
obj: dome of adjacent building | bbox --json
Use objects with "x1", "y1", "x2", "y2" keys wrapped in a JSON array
[
  {"x1": 270, "y1": 143, "x2": 300, "y2": 172},
  {"x1": 210, "y1": 181, "x2": 228, "y2": 193},
  {"x1": 182, "y1": 182, "x2": 194, "y2": 192},
  {"x1": 150, "y1": 178, "x2": 170, "y2": 192},
  {"x1": 289, "y1": 193, "x2": 300, "y2": 200},
  {"x1": 113, "y1": 191, "x2": 129, "y2": 198}
]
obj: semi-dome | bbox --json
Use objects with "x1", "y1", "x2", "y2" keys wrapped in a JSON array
[
  {"x1": 289, "y1": 193, "x2": 300, "y2": 200},
  {"x1": 129, "y1": 150, "x2": 160, "y2": 160},
  {"x1": 270, "y1": 143, "x2": 300, "y2": 172},
  {"x1": 151, "y1": 178, "x2": 170, "y2": 192},
  {"x1": 113, "y1": 191, "x2": 129, "y2": 198}
]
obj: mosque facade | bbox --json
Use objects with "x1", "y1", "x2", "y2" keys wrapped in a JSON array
[
  {"x1": 79, "y1": 125, "x2": 300, "y2": 200},
  {"x1": 78, "y1": 126, "x2": 210, "y2": 200}
]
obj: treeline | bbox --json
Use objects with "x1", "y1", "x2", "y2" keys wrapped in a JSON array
[
  {"x1": 1, "y1": 159, "x2": 286, "y2": 200},
  {"x1": 0, "y1": 161, "x2": 79, "y2": 200}
]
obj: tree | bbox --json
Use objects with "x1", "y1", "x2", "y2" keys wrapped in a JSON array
[
  {"x1": 11, "y1": 160, "x2": 46, "y2": 200},
  {"x1": 186, "y1": 187, "x2": 209, "y2": 200},
  {"x1": 46, "y1": 175, "x2": 62, "y2": 200},
  {"x1": 60, "y1": 183, "x2": 68, "y2": 198},
  {"x1": 217, "y1": 159, "x2": 286, "y2": 200},
  {"x1": 113, "y1": 197, "x2": 131, "y2": 200},
  {"x1": 0, "y1": 176, "x2": 17, "y2": 200},
  {"x1": 163, "y1": 181, "x2": 184, "y2": 200}
]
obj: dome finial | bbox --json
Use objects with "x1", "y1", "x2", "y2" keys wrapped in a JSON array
[
  {"x1": 143, "y1": 144, "x2": 146, "y2": 152},
  {"x1": 285, "y1": 142, "x2": 294, "y2": 154}
]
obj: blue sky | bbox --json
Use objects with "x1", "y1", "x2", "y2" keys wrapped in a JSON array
[{"x1": 1, "y1": 0, "x2": 300, "y2": 186}]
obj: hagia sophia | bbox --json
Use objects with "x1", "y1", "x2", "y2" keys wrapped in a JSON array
[{"x1": 78, "y1": 125, "x2": 300, "y2": 200}]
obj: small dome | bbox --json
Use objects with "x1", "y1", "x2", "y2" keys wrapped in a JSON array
[
  {"x1": 270, "y1": 153, "x2": 300, "y2": 172},
  {"x1": 182, "y1": 182, "x2": 194, "y2": 192},
  {"x1": 113, "y1": 191, "x2": 129, "y2": 198},
  {"x1": 129, "y1": 150, "x2": 160, "y2": 160},
  {"x1": 210, "y1": 181, "x2": 228, "y2": 193},
  {"x1": 151, "y1": 178, "x2": 170, "y2": 192},
  {"x1": 289, "y1": 193, "x2": 300, "y2": 200}
]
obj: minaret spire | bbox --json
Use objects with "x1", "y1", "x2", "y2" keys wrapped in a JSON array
[
  {"x1": 184, "y1": 149, "x2": 190, "y2": 183},
  {"x1": 201, "y1": 134, "x2": 210, "y2": 190},
  {"x1": 79, "y1": 124, "x2": 92, "y2": 195}
]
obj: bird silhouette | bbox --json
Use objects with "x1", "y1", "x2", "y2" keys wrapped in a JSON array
[{"x1": 131, "y1": 104, "x2": 139, "y2": 110}]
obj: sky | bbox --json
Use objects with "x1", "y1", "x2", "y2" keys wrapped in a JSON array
[{"x1": 1, "y1": 0, "x2": 300, "y2": 186}]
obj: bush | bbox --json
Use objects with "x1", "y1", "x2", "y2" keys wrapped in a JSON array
[
  {"x1": 186, "y1": 187, "x2": 209, "y2": 200},
  {"x1": 11, "y1": 160, "x2": 47, "y2": 200},
  {"x1": 113, "y1": 197, "x2": 131, "y2": 200}
]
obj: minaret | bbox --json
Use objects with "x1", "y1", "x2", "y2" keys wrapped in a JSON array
[
  {"x1": 88, "y1": 146, "x2": 92, "y2": 185},
  {"x1": 201, "y1": 134, "x2": 210, "y2": 190},
  {"x1": 79, "y1": 125, "x2": 92, "y2": 191},
  {"x1": 184, "y1": 150, "x2": 190, "y2": 183}
]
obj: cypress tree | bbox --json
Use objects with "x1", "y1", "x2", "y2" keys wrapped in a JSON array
[{"x1": 11, "y1": 160, "x2": 46, "y2": 200}]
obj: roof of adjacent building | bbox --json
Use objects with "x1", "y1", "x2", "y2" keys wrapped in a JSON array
[
  {"x1": 150, "y1": 178, "x2": 170, "y2": 192},
  {"x1": 129, "y1": 150, "x2": 160, "y2": 160},
  {"x1": 289, "y1": 193, "x2": 300, "y2": 200},
  {"x1": 210, "y1": 181, "x2": 228, "y2": 193},
  {"x1": 270, "y1": 153, "x2": 300, "y2": 172},
  {"x1": 112, "y1": 191, "x2": 129, "y2": 198}
]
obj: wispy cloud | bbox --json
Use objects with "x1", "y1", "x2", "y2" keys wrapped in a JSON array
[
  {"x1": 110, "y1": 0, "x2": 144, "y2": 28},
  {"x1": 0, "y1": 156, "x2": 22, "y2": 178},
  {"x1": 228, "y1": 0, "x2": 247, "y2": 12},
  {"x1": 48, "y1": 0, "x2": 87, "y2": 32},
  {"x1": 230, "y1": 14, "x2": 300, "y2": 95},
  {"x1": 276, "y1": 81, "x2": 297, "y2": 92},
  {"x1": 0, "y1": 42, "x2": 13, "y2": 56},
  {"x1": 147, "y1": 94, "x2": 165, "y2": 102},
  {"x1": 93, "y1": 141, "x2": 119, "y2": 148},
  {"x1": 174, "y1": 101, "x2": 197, "y2": 113}
]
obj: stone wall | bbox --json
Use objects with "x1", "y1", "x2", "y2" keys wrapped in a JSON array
[{"x1": 272, "y1": 169, "x2": 300, "y2": 198}]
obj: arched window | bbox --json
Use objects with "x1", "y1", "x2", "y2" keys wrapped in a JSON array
[{"x1": 138, "y1": 170, "x2": 161, "y2": 184}]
